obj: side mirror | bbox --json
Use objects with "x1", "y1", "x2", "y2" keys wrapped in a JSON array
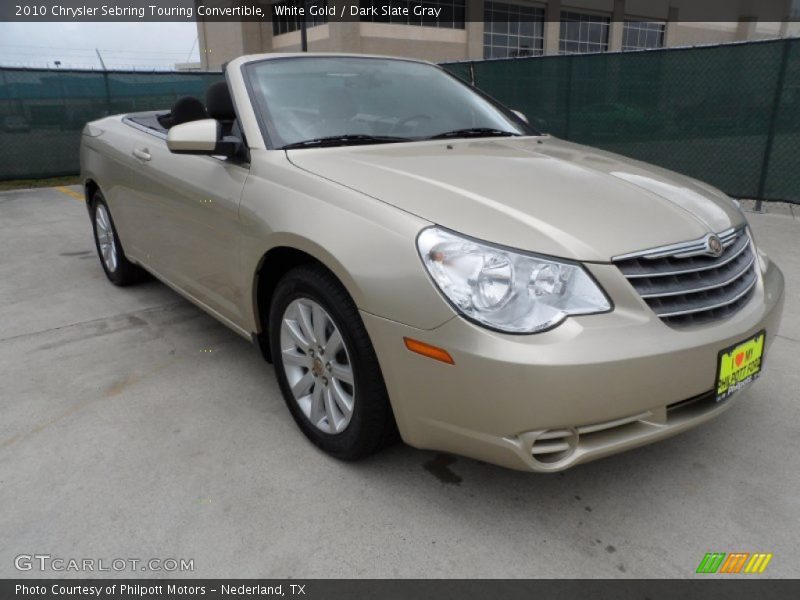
[
  {"x1": 167, "y1": 118, "x2": 238, "y2": 158},
  {"x1": 512, "y1": 109, "x2": 529, "y2": 124}
]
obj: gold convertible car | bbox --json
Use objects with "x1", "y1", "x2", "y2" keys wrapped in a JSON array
[{"x1": 80, "y1": 54, "x2": 784, "y2": 471}]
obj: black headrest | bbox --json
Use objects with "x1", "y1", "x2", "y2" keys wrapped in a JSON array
[
  {"x1": 206, "y1": 81, "x2": 236, "y2": 120},
  {"x1": 170, "y1": 96, "x2": 207, "y2": 127}
]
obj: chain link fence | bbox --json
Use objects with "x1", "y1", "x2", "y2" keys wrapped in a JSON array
[
  {"x1": 0, "y1": 68, "x2": 223, "y2": 180},
  {"x1": 443, "y1": 38, "x2": 800, "y2": 204},
  {"x1": 1, "y1": 41, "x2": 797, "y2": 204}
]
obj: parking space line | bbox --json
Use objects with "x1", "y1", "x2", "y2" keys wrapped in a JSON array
[{"x1": 56, "y1": 186, "x2": 84, "y2": 202}]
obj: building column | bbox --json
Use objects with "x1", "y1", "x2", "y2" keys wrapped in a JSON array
[
  {"x1": 736, "y1": 16, "x2": 758, "y2": 41},
  {"x1": 466, "y1": 0, "x2": 485, "y2": 60},
  {"x1": 197, "y1": 21, "x2": 250, "y2": 71},
  {"x1": 664, "y1": 6, "x2": 680, "y2": 46},
  {"x1": 608, "y1": 0, "x2": 626, "y2": 52},
  {"x1": 259, "y1": 21, "x2": 274, "y2": 53},
  {"x1": 544, "y1": 0, "x2": 562, "y2": 55},
  {"x1": 241, "y1": 21, "x2": 264, "y2": 54}
]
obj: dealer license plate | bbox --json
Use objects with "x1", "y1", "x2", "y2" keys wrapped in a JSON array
[{"x1": 715, "y1": 331, "x2": 766, "y2": 402}]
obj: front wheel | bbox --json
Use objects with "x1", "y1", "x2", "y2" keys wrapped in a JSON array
[{"x1": 269, "y1": 264, "x2": 396, "y2": 460}]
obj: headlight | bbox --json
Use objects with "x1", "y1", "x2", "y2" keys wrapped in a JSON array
[{"x1": 417, "y1": 227, "x2": 611, "y2": 333}]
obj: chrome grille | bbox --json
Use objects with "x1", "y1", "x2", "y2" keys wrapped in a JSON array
[{"x1": 613, "y1": 227, "x2": 757, "y2": 327}]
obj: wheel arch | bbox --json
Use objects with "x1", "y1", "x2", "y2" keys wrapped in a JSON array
[
  {"x1": 83, "y1": 178, "x2": 100, "y2": 213},
  {"x1": 251, "y1": 237, "x2": 365, "y2": 363}
]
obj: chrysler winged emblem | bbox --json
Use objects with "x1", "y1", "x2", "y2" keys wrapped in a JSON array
[{"x1": 706, "y1": 234, "x2": 724, "y2": 257}]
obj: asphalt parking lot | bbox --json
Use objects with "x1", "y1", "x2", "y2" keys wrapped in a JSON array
[{"x1": 1, "y1": 186, "x2": 798, "y2": 578}]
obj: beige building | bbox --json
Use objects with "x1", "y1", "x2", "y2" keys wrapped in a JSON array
[{"x1": 197, "y1": 0, "x2": 800, "y2": 70}]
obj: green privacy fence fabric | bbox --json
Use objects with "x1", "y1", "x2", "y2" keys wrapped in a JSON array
[
  {"x1": 442, "y1": 38, "x2": 800, "y2": 204},
  {"x1": 1, "y1": 41, "x2": 797, "y2": 204},
  {"x1": 0, "y1": 69, "x2": 223, "y2": 180}
]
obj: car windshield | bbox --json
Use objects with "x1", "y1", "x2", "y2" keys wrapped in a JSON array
[{"x1": 244, "y1": 56, "x2": 531, "y2": 149}]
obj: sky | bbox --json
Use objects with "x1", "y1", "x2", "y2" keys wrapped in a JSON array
[{"x1": 0, "y1": 22, "x2": 200, "y2": 70}]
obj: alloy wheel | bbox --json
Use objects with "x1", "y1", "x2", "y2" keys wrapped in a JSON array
[
  {"x1": 95, "y1": 204, "x2": 118, "y2": 273},
  {"x1": 279, "y1": 298, "x2": 355, "y2": 434}
]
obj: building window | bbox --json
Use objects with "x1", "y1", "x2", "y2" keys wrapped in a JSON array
[
  {"x1": 484, "y1": 2, "x2": 545, "y2": 59},
  {"x1": 358, "y1": 1, "x2": 466, "y2": 29},
  {"x1": 271, "y1": 1, "x2": 328, "y2": 37},
  {"x1": 559, "y1": 11, "x2": 610, "y2": 54},
  {"x1": 622, "y1": 21, "x2": 665, "y2": 50}
]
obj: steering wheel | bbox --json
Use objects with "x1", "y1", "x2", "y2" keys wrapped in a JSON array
[{"x1": 391, "y1": 114, "x2": 432, "y2": 134}]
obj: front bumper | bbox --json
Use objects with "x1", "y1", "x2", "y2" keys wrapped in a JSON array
[{"x1": 363, "y1": 260, "x2": 784, "y2": 472}]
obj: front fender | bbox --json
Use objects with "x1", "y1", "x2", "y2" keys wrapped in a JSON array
[{"x1": 238, "y1": 151, "x2": 457, "y2": 333}]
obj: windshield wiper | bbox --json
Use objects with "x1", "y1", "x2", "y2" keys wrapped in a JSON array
[
  {"x1": 280, "y1": 134, "x2": 409, "y2": 150},
  {"x1": 426, "y1": 128, "x2": 521, "y2": 140}
]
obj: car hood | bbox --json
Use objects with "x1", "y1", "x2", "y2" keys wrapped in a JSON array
[{"x1": 286, "y1": 136, "x2": 744, "y2": 261}]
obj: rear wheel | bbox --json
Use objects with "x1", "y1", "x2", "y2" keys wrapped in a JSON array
[
  {"x1": 269, "y1": 264, "x2": 396, "y2": 460},
  {"x1": 90, "y1": 191, "x2": 143, "y2": 286}
]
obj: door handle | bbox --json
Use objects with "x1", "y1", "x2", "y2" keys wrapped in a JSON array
[{"x1": 133, "y1": 147, "x2": 151, "y2": 161}]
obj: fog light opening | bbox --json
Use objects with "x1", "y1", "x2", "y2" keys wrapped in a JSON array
[{"x1": 530, "y1": 428, "x2": 579, "y2": 465}]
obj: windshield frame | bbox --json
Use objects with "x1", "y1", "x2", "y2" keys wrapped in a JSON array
[{"x1": 240, "y1": 55, "x2": 539, "y2": 150}]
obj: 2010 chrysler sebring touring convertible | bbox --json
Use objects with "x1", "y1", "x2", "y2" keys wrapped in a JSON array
[{"x1": 80, "y1": 54, "x2": 784, "y2": 472}]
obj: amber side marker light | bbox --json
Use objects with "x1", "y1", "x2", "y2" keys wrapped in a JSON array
[{"x1": 403, "y1": 337, "x2": 455, "y2": 365}]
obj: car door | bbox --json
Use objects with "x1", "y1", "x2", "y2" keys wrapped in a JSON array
[
  {"x1": 129, "y1": 136, "x2": 249, "y2": 329},
  {"x1": 90, "y1": 124, "x2": 154, "y2": 261}
]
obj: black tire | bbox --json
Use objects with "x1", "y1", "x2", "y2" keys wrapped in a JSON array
[
  {"x1": 269, "y1": 264, "x2": 397, "y2": 460},
  {"x1": 90, "y1": 190, "x2": 144, "y2": 286}
]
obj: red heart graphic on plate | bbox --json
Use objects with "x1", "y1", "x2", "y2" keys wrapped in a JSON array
[{"x1": 735, "y1": 352, "x2": 745, "y2": 367}]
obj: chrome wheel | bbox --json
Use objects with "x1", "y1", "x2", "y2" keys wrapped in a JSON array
[
  {"x1": 279, "y1": 298, "x2": 355, "y2": 434},
  {"x1": 95, "y1": 204, "x2": 118, "y2": 273}
]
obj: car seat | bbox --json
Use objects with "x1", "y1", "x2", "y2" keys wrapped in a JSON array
[{"x1": 158, "y1": 96, "x2": 207, "y2": 129}]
